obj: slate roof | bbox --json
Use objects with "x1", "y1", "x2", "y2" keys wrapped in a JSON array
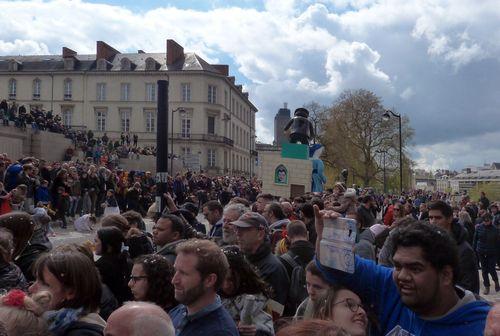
[{"x1": 0, "y1": 52, "x2": 221, "y2": 74}]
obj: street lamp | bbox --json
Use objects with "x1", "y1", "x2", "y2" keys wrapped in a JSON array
[
  {"x1": 382, "y1": 109, "x2": 403, "y2": 194},
  {"x1": 376, "y1": 149, "x2": 388, "y2": 194},
  {"x1": 171, "y1": 107, "x2": 186, "y2": 175}
]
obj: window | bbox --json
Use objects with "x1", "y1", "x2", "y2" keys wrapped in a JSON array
[
  {"x1": 120, "y1": 108, "x2": 131, "y2": 132},
  {"x1": 96, "y1": 58, "x2": 108, "y2": 71},
  {"x1": 181, "y1": 147, "x2": 191, "y2": 157},
  {"x1": 96, "y1": 83, "x2": 106, "y2": 101},
  {"x1": 181, "y1": 118, "x2": 191, "y2": 138},
  {"x1": 64, "y1": 78, "x2": 72, "y2": 100},
  {"x1": 207, "y1": 116, "x2": 215, "y2": 134},
  {"x1": 144, "y1": 109, "x2": 156, "y2": 132},
  {"x1": 62, "y1": 108, "x2": 72, "y2": 127},
  {"x1": 121, "y1": 83, "x2": 130, "y2": 101},
  {"x1": 8, "y1": 78, "x2": 16, "y2": 99},
  {"x1": 208, "y1": 149, "x2": 216, "y2": 167},
  {"x1": 208, "y1": 85, "x2": 217, "y2": 104},
  {"x1": 33, "y1": 78, "x2": 41, "y2": 99},
  {"x1": 145, "y1": 57, "x2": 157, "y2": 71},
  {"x1": 120, "y1": 58, "x2": 131, "y2": 71},
  {"x1": 146, "y1": 83, "x2": 156, "y2": 102},
  {"x1": 224, "y1": 90, "x2": 228, "y2": 108},
  {"x1": 181, "y1": 83, "x2": 191, "y2": 102},
  {"x1": 95, "y1": 110, "x2": 107, "y2": 131}
]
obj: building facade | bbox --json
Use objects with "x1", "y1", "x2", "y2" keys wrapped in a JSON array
[{"x1": 0, "y1": 40, "x2": 257, "y2": 176}]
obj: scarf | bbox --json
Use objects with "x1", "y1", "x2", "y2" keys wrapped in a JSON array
[{"x1": 44, "y1": 307, "x2": 83, "y2": 335}]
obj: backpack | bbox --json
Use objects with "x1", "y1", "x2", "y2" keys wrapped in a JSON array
[{"x1": 280, "y1": 250, "x2": 308, "y2": 313}]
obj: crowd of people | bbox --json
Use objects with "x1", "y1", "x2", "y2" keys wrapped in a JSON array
[{"x1": 0, "y1": 149, "x2": 499, "y2": 335}]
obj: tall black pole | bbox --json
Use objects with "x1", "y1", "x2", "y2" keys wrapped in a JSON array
[
  {"x1": 398, "y1": 116, "x2": 403, "y2": 195},
  {"x1": 156, "y1": 80, "x2": 169, "y2": 215},
  {"x1": 170, "y1": 110, "x2": 174, "y2": 175}
]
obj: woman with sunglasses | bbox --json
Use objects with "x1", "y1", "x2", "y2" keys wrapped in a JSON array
[
  {"x1": 314, "y1": 286, "x2": 369, "y2": 336},
  {"x1": 128, "y1": 254, "x2": 176, "y2": 312}
]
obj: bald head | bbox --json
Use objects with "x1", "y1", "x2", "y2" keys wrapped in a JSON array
[
  {"x1": 104, "y1": 302, "x2": 174, "y2": 336},
  {"x1": 485, "y1": 304, "x2": 500, "y2": 336}
]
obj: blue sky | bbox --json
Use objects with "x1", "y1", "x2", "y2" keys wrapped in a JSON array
[{"x1": 1, "y1": 0, "x2": 499, "y2": 171}]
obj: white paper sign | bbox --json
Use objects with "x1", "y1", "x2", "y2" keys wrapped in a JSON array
[{"x1": 319, "y1": 217, "x2": 357, "y2": 273}]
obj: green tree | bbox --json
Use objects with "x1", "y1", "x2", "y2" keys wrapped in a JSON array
[{"x1": 318, "y1": 89, "x2": 414, "y2": 189}]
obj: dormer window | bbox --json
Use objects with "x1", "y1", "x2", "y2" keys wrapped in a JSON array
[
  {"x1": 8, "y1": 59, "x2": 19, "y2": 72},
  {"x1": 121, "y1": 57, "x2": 131, "y2": 71},
  {"x1": 64, "y1": 58, "x2": 75, "y2": 70},
  {"x1": 145, "y1": 57, "x2": 157, "y2": 71},
  {"x1": 96, "y1": 58, "x2": 108, "y2": 71}
]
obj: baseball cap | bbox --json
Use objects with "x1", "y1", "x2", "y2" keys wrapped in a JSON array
[{"x1": 231, "y1": 212, "x2": 268, "y2": 229}]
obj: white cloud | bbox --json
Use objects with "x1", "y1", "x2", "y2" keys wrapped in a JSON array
[{"x1": 1, "y1": 0, "x2": 500, "y2": 167}]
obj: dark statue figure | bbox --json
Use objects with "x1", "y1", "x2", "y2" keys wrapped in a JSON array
[{"x1": 283, "y1": 108, "x2": 315, "y2": 145}]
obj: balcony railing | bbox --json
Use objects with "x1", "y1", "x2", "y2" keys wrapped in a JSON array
[
  {"x1": 8, "y1": 94, "x2": 16, "y2": 100},
  {"x1": 33, "y1": 94, "x2": 40, "y2": 100},
  {"x1": 64, "y1": 94, "x2": 72, "y2": 100},
  {"x1": 171, "y1": 133, "x2": 234, "y2": 146}
]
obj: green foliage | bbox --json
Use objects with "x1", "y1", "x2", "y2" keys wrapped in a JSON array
[{"x1": 468, "y1": 182, "x2": 500, "y2": 202}]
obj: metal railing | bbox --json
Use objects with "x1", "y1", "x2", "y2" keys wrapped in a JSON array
[{"x1": 170, "y1": 133, "x2": 234, "y2": 146}]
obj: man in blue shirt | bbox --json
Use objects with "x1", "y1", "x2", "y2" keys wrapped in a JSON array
[
  {"x1": 314, "y1": 207, "x2": 490, "y2": 336},
  {"x1": 169, "y1": 239, "x2": 238, "y2": 336}
]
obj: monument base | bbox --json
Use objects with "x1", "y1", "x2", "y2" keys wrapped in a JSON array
[{"x1": 259, "y1": 146, "x2": 312, "y2": 198}]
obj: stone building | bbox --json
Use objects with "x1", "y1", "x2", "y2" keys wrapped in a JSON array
[{"x1": 0, "y1": 39, "x2": 257, "y2": 176}]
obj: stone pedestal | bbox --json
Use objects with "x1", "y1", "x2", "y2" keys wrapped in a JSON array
[{"x1": 259, "y1": 143, "x2": 311, "y2": 198}]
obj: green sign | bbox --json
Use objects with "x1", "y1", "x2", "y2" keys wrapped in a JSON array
[{"x1": 281, "y1": 143, "x2": 308, "y2": 160}]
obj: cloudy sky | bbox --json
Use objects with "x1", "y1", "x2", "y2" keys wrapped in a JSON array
[{"x1": 1, "y1": 0, "x2": 498, "y2": 171}]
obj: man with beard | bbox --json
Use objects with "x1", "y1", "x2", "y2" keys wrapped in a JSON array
[
  {"x1": 220, "y1": 203, "x2": 248, "y2": 246},
  {"x1": 315, "y1": 209, "x2": 490, "y2": 336},
  {"x1": 169, "y1": 239, "x2": 238, "y2": 336}
]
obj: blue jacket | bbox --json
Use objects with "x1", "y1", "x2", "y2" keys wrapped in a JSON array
[
  {"x1": 473, "y1": 223, "x2": 499, "y2": 255},
  {"x1": 169, "y1": 295, "x2": 238, "y2": 336},
  {"x1": 35, "y1": 186, "x2": 51, "y2": 204},
  {"x1": 316, "y1": 256, "x2": 490, "y2": 336}
]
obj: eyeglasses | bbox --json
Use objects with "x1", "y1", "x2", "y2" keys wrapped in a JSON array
[
  {"x1": 129, "y1": 276, "x2": 148, "y2": 284},
  {"x1": 332, "y1": 298, "x2": 365, "y2": 313}
]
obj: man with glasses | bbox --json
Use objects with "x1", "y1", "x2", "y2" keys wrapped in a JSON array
[
  {"x1": 233, "y1": 212, "x2": 290, "y2": 306},
  {"x1": 428, "y1": 200, "x2": 479, "y2": 294},
  {"x1": 315, "y1": 210, "x2": 490, "y2": 336}
]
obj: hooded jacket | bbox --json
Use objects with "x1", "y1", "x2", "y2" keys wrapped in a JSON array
[{"x1": 317, "y1": 256, "x2": 490, "y2": 336}]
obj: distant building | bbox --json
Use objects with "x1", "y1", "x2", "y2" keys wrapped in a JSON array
[
  {"x1": 274, "y1": 102, "x2": 291, "y2": 146},
  {"x1": 450, "y1": 163, "x2": 500, "y2": 193}
]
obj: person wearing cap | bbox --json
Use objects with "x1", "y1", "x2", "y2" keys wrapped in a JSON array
[
  {"x1": 354, "y1": 223, "x2": 388, "y2": 261},
  {"x1": 233, "y1": 212, "x2": 290, "y2": 307}
]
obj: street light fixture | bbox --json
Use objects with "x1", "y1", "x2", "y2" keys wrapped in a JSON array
[
  {"x1": 382, "y1": 109, "x2": 403, "y2": 194},
  {"x1": 171, "y1": 107, "x2": 186, "y2": 175}
]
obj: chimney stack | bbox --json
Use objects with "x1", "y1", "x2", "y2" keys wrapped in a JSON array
[
  {"x1": 166, "y1": 39, "x2": 184, "y2": 65},
  {"x1": 96, "y1": 41, "x2": 120, "y2": 61},
  {"x1": 212, "y1": 64, "x2": 229, "y2": 76},
  {"x1": 62, "y1": 47, "x2": 77, "y2": 58},
  {"x1": 284, "y1": 102, "x2": 288, "y2": 109}
]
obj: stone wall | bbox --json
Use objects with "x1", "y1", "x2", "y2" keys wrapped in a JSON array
[
  {"x1": 119, "y1": 156, "x2": 183, "y2": 174},
  {"x1": 259, "y1": 150, "x2": 312, "y2": 198},
  {"x1": 32, "y1": 131, "x2": 73, "y2": 162},
  {"x1": 0, "y1": 126, "x2": 26, "y2": 159}
]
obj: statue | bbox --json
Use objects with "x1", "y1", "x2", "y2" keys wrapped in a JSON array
[
  {"x1": 283, "y1": 108, "x2": 315, "y2": 145},
  {"x1": 310, "y1": 144, "x2": 326, "y2": 192}
]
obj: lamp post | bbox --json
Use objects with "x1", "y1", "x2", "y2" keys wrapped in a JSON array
[
  {"x1": 376, "y1": 149, "x2": 388, "y2": 194},
  {"x1": 170, "y1": 107, "x2": 186, "y2": 175},
  {"x1": 382, "y1": 110, "x2": 403, "y2": 194}
]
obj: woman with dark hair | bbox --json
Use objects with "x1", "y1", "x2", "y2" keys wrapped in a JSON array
[
  {"x1": 94, "y1": 227, "x2": 132, "y2": 305},
  {"x1": 127, "y1": 254, "x2": 176, "y2": 312},
  {"x1": 29, "y1": 250, "x2": 106, "y2": 335},
  {"x1": 300, "y1": 203, "x2": 317, "y2": 245},
  {"x1": 220, "y1": 245, "x2": 274, "y2": 336},
  {"x1": 0, "y1": 227, "x2": 28, "y2": 292}
]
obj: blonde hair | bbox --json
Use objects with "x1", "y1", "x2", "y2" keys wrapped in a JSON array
[{"x1": 0, "y1": 291, "x2": 51, "y2": 336}]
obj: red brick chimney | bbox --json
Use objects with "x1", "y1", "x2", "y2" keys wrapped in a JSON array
[
  {"x1": 62, "y1": 47, "x2": 77, "y2": 58},
  {"x1": 212, "y1": 64, "x2": 229, "y2": 76},
  {"x1": 166, "y1": 39, "x2": 184, "y2": 65},
  {"x1": 96, "y1": 41, "x2": 120, "y2": 61}
]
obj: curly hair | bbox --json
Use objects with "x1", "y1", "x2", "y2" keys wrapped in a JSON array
[
  {"x1": 133, "y1": 254, "x2": 176, "y2": 311},
  {"x1": 221, "y1": 245, "x2": 272, "y2": 298}
]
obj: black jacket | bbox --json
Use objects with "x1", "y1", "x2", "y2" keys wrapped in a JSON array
[
  {"x1": 95, "y1": 254, "x2": 132, "y2": 305},
  {"x1": 451, "y1": 220, "x2": 480, "y2": 294},
  {"x1": 246, "y1": 243, "x2": 290, "y2": 305},
  {"x1": 279, "y1": 240, "x2": 315, "y2": 277},
  {"x1": 0, "y1": 262, "x2": 28, "y2": 292}
]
